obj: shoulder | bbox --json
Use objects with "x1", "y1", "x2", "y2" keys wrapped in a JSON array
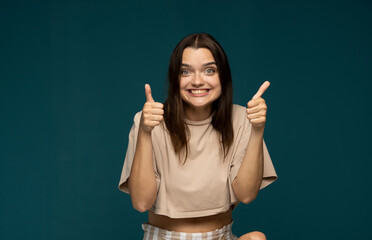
[
  {"x1": 126, "y1": 111, "x2": 142, "y2": 134},
  {"x1": 132, "y1": 110, "x2": 142, "y2": 125},
  {"x1": 232, "y1": 104, "x2": 251, "y2": 128},
  {"x1": 232, "y1": 104, "x2": 246, "y2": 116},
  {"x1": 232, "y1": 104, "x2": 247, "y2": 120}
]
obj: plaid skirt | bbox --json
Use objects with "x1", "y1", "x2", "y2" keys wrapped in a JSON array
[{"x1": 142, "y1": 221, "x2": 238, "y2": 240}]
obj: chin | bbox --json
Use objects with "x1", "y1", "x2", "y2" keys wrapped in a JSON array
[{"x1": 185, "y1": 101, "x2": 214, "y2": 109}]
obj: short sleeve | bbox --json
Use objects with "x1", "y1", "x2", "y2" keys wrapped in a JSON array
[
  {"x1": 118, "y1": 111, "x2": 161, "y2": 194},
  {"x1": 229, "y1": 113, "x2": 278, "y2": 203}
]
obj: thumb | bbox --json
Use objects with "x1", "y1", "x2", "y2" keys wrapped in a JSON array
[
  {"x1": 145, "y1": 84, "x2": 155, "y2": 102},
  {"x1": 252, "y1": 81, "x2": 270, "y2": 100}
]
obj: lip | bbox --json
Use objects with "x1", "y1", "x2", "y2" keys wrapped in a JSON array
[{"x1": 187, "y1": 89, "x2": 210, "y2": 97}]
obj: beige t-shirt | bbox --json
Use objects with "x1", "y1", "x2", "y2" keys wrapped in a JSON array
[{"x1": 118, "y1": 104, "x2": 278, "y2": 218}]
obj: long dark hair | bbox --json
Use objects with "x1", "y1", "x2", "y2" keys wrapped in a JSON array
[{"x1": 164, "y1": 33, "x2": 233, "y2": 164}]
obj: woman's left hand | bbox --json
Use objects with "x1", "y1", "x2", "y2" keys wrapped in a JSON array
[{"x1": 246, "y1": 81, "x2": 270, "y2": 129}]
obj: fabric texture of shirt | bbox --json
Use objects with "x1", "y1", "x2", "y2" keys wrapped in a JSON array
[{"x1": 118, "y1": 104, "x2": 278, "y2": 218}]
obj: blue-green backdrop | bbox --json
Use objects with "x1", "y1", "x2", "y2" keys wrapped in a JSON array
[{"x1": 1, "y1": 0, "x2": 371, "y2": 239}]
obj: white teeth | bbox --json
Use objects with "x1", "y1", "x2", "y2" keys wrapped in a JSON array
[{"x1": 190, "y1": 89, "x2": 208, "y2": 94}]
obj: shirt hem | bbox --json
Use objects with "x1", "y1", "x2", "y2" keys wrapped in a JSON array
[{"x1": 151, "y1": 205, "x2": 234, "y2": 219}]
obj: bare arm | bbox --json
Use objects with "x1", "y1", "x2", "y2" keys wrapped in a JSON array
[
  {"x1": 128, "y1": 124, "x2": 158, "y2": 212},
  {"x1": 128, "y1": 84, "x2": 163, "y2": 212},
  {"x1": 232, "y1": 127, "x2": 264, "y2": 204},
  {"x1": 232, "y1": 81, "x2": 270, "y2": 204}
]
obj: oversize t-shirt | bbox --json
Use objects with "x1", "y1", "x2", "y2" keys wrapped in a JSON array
[{"x1": 119, "y1": 104, "x2": 278, "y2": 218}]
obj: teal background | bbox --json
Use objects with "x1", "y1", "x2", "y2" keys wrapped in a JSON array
[{"x1": 1, "y1": 0, "x2": 371, "y2": 239}]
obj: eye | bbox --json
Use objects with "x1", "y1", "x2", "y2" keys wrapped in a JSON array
[
  {"x1": 180, "y1": 69, "x2": 191, "y2": 75},
  {"x1": 205, "y1": 68, "x2": 216, "y2": 74}
]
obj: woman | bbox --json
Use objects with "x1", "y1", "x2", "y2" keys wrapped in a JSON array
[{"x1": 119, "y1": 33, "x2": 278, "y2": 240}]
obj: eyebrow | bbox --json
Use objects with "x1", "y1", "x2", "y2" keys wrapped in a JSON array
[{"x1": 181, "y1": 62, "x2": 217, "y2": 67}]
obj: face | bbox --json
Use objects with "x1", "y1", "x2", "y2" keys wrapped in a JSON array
[{"x1": 179, "y1": 47, "x2": 221, "y2": 114}]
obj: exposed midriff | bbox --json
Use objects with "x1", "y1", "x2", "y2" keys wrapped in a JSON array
[{"x1": 148, "y1": 206, "x2": 233, "y2": 233}]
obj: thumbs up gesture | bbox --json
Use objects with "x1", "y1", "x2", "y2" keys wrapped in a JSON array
[
  {"x1": 140, "y1": 84, "x2": 164, "y2": 132},
  {"x1": 246, "y1": 81, "x2": 270, "y2": 129}
]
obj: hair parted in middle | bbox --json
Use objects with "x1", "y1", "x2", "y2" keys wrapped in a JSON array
[{"x1": 163, "y1": 33, "x2": 234, "y2": 165}]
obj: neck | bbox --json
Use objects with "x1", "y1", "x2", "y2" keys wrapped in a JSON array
[{"x1": 184, "y1": 105, "x2": 212, "y2": 121}]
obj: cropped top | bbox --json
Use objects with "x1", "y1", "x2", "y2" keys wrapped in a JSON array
[{"x1": 118, "y1": 104, "x2": 278, "y2": 218}]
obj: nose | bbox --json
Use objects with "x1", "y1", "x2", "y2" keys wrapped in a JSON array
[{"x1": 191, "y1": 72, "x2": 204, "y2": 87}]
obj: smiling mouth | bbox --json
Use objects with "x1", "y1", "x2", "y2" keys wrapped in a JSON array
[{"x1": 188, "y1": 89, "x2": 210, "y2": 94}]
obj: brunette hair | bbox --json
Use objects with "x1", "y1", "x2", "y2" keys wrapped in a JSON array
[{"x1": 163, "y1": 33, "x2": 234, "y2": 164}]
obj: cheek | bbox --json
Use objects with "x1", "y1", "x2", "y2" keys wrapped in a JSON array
[
  {"x1": 179, "y1": 78, "x2": 188, "y2": 89},
  {"x1": 215, "y1": 88, "x2": 222, "y2": 98},
  {"x1": 179, "y1": 79, "x2": 188, "y2": 100},
  {"x1": 211, "y1": 77, "x2": 221, "y2": 90},
  {"x1": 214, "y1": 78, "x2": 222, "y2": 97}
]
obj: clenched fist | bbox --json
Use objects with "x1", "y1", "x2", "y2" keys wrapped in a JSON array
[
  {"x1": 140, "y1": 84, "x2": 164, "y2": 132},
  {"x1": 246, "y1": 81, "x2": 270, "y2": 129}
]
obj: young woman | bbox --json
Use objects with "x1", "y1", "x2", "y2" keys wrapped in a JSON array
[{"x1": 119, "y1": 33, "x2": 278, "y2": 240}]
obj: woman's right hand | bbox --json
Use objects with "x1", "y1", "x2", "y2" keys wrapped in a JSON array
[{"x1": 140, "y1": 84, "x2": 164, "y2": 133}]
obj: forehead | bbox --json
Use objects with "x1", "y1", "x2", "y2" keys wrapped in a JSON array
[{"x1": 181, "y1": 47, "x2": 215, "y2": 64}]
